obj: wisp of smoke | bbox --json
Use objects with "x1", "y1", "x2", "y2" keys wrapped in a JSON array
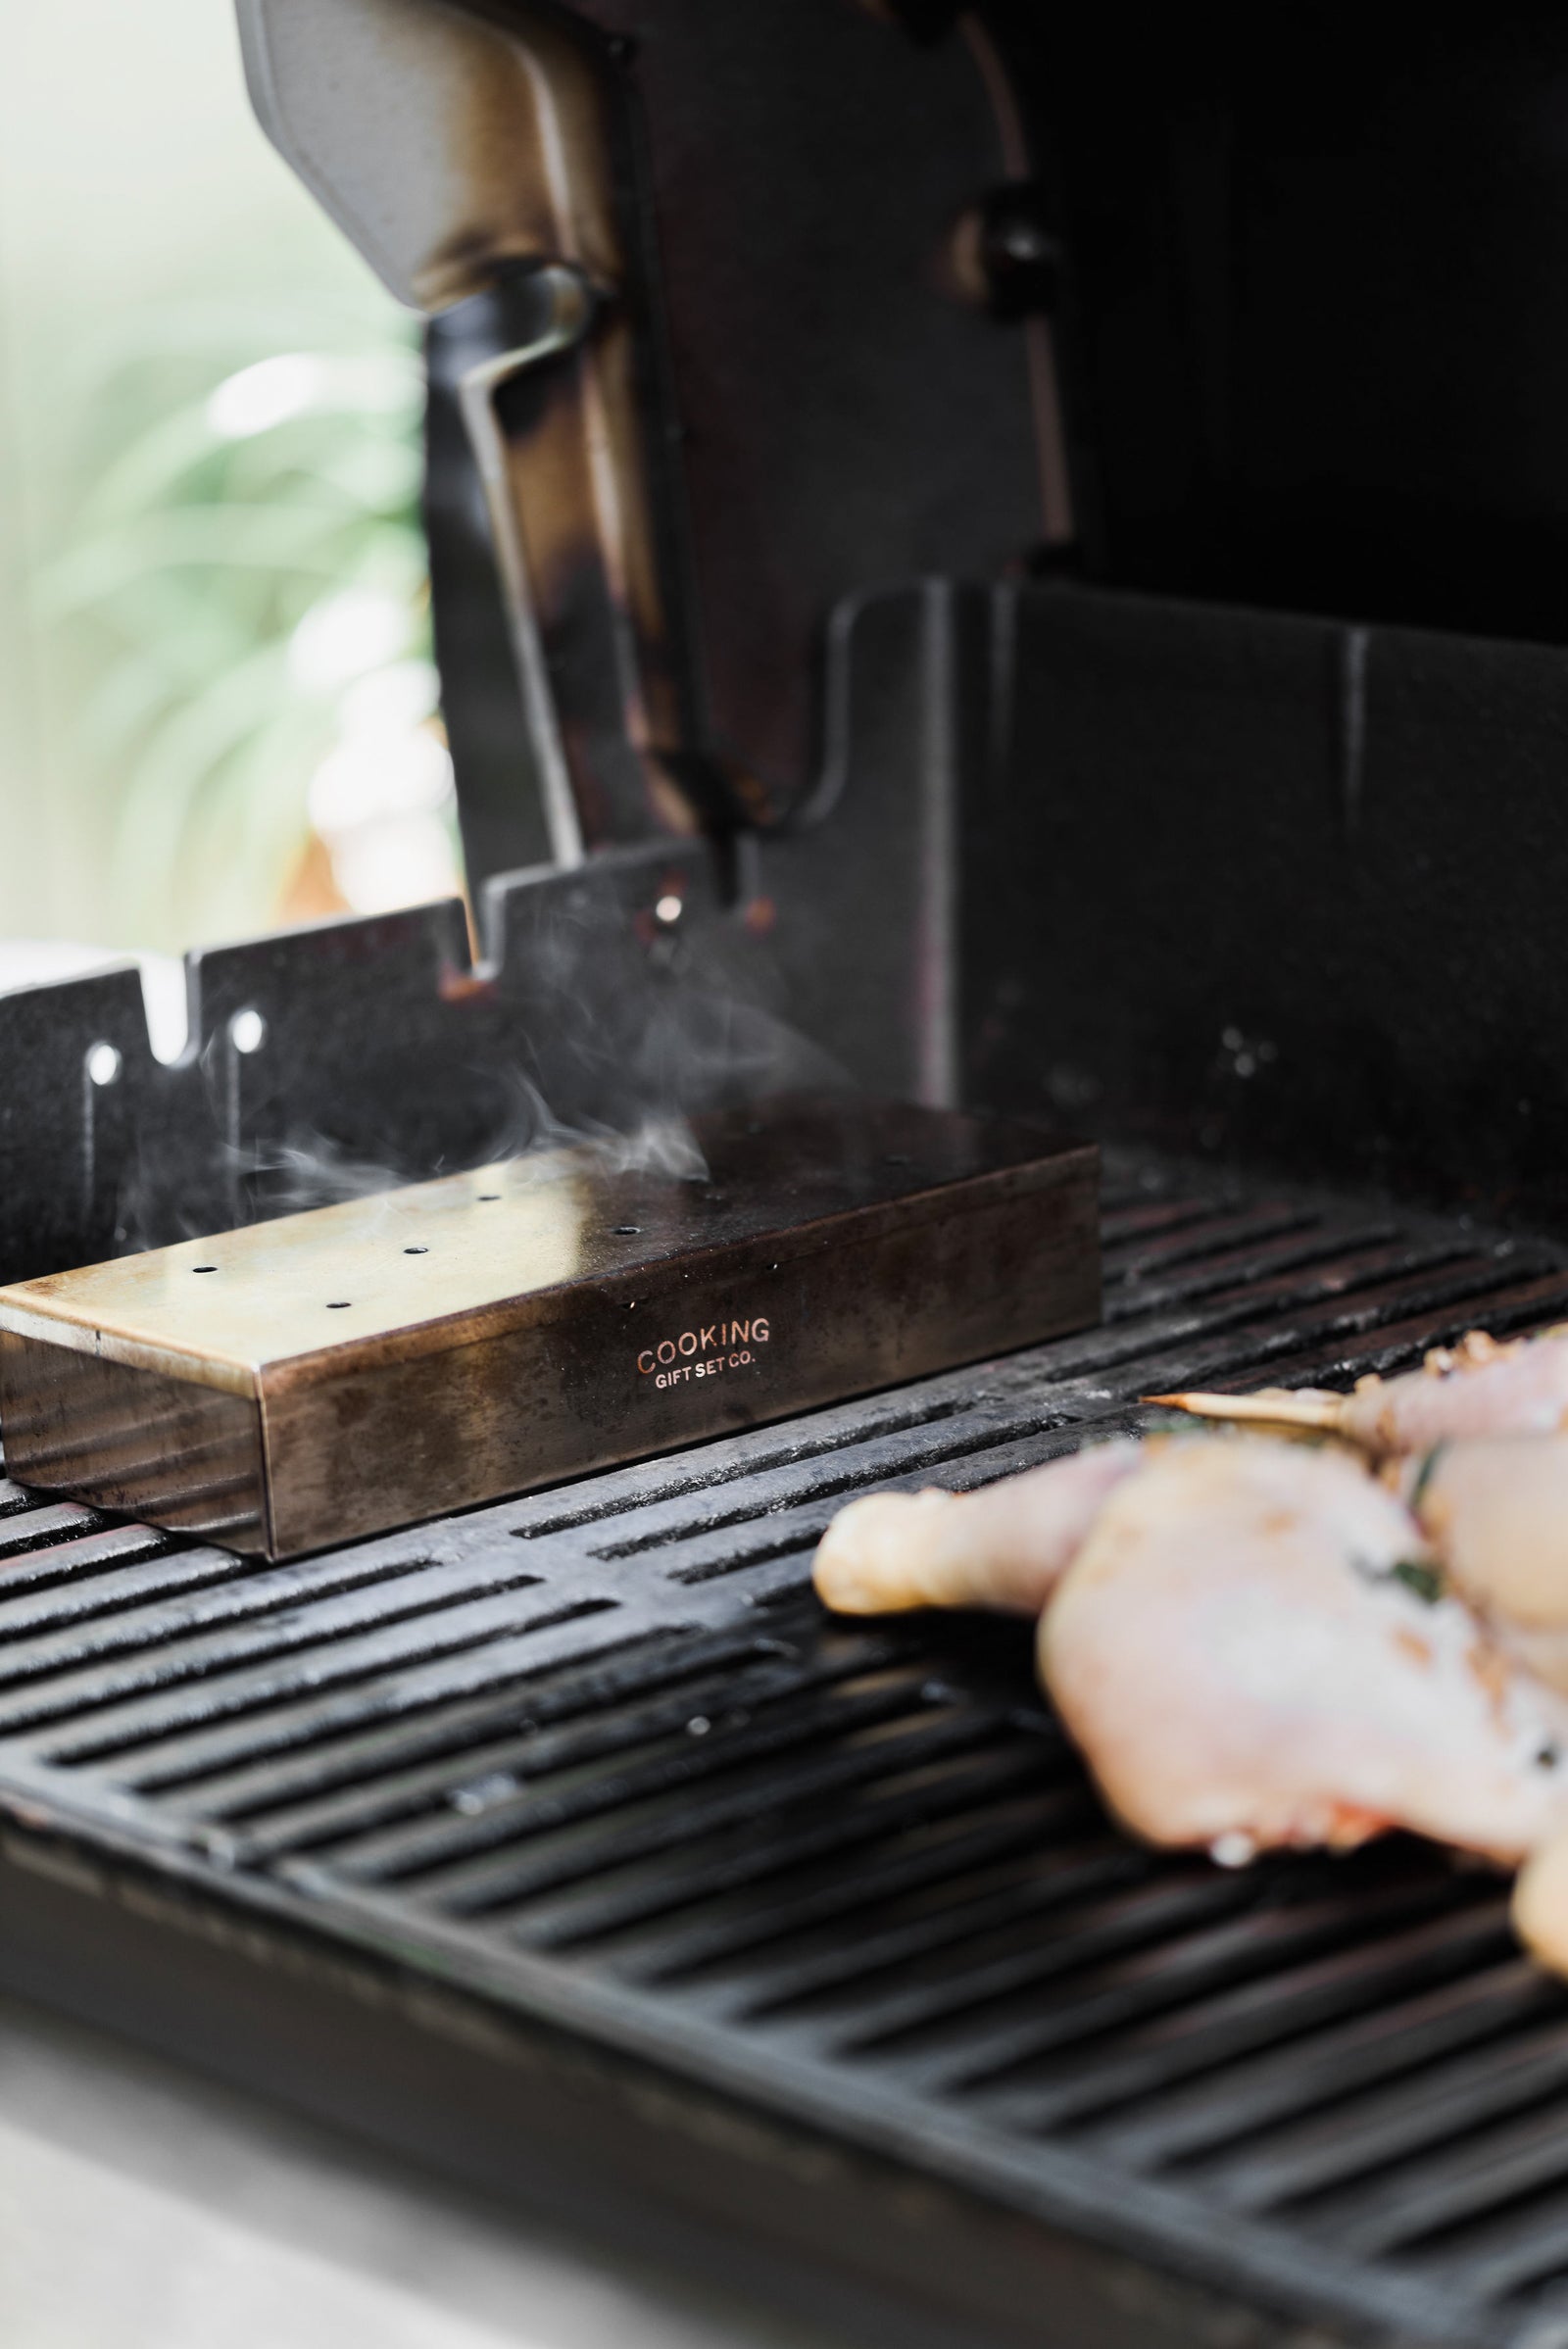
[
  {"x1": 217, "y1": 1085, "x2": 710, "y2": 1225},
  {"x1": 110, "y1": 868, "x2": 853, "y2": 1249}
]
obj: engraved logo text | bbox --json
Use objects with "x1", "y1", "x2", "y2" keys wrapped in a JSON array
[{"x1": 637, "y1": 1316, "x2": 771, "y2": 1389}]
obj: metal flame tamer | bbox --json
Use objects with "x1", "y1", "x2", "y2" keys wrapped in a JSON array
[{"x1": 0, "y1": 1099, "x2": 1097, "y2": 1559}]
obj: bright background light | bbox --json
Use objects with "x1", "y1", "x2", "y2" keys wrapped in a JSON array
[{"x1": 0, "y1": 0, "x2": 468, "y2": 972}]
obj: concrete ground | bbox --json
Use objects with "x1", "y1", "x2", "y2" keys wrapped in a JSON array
[{"x1": 0, "y1": 1989, "x2": 828, "y2": 2349}]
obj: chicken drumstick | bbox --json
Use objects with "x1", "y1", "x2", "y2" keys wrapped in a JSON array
[{"x1": 811, "y1": 1439, "x2": 1142, "y2": 1617}]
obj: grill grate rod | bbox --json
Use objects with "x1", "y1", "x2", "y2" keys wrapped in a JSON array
[{"x1": 4, "y1": 1159, "x2": 1568, "y2": 2346}]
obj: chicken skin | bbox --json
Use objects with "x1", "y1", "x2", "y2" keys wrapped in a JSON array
[
  {"x1": 1152, "y1": 1331, "x2": 1568, "y2": 1704},
  {"x1": 1395, "y1": 1433, "x2": 1568, "y2": 1695},
  {"x1": 1038, "y1": 1439, "x2": 1568, "y2": 1865},
  {"x1": 1515, "y1": 1826, "x2": 1568, "y2": 1976}
]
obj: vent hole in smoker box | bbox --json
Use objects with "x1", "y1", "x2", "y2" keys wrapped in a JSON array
[
  {"x1": 228, "y1": 1007, "x2": 266, "y2": 1054},
  {"x1": 85, "y1": 1042, "x2": 122, "y2": 1086}
]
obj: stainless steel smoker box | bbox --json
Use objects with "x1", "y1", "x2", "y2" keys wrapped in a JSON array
[{"x1": 0, "y1": 1098, "x2": 1098, "y2": 1559}]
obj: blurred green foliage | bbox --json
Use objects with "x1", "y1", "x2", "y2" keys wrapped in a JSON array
[{"x1": 37, "y1": 300, "x2": 430, "y2": 949}]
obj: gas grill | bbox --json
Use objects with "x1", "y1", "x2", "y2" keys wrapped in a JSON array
[
  {"x1": 6, "y1": 1172, "x2": 1568, "y2": 2349},
  {"x1": 10, "y1": 7, "x2": 1568, "y2": 2347}
]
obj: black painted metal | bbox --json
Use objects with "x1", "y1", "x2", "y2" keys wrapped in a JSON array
[
  {"x1": 416, "y1": 0, "x2": 1042, "y2": 880},
  {"x1": 6, "y1": 1162, "x2": 1568, "y2": 2346},
  {"x1": 413, "y1": 4, "x2": 1568, "y2": 1248},
  {"x1": 974, "y1": 11, "x2": 1568, "y2": 644},
  {"x1": 959, "y1": 582, "x2": 1568, "y2": 1232},
  {"x1": 0, "y1": 862, "x2": 737, "y2": 1281},
  {"x1": 423, "y1": 288, "x2": 558, "y2": 894}
]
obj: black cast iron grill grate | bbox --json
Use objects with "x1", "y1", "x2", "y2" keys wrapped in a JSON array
[{"x1": 7, "y1": 1159, "x2": 1568, "y2": 2346}]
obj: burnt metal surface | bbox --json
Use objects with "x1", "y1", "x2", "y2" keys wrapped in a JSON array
[
  {"x1": 0, "y1": 1101, "x2": 1097, "y2": 1559},
  {"x1": 6, "y1": 1160, "x2": 1568, "y2": 2345}
]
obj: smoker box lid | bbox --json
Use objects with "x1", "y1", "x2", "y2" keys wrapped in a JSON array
[{"x1": 0, "y1": 1096, "x2": 1091, "y2": 1398}]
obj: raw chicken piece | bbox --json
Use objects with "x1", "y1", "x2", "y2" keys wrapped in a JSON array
[
  {"x1": 1514, "y1": 1826, "x2": 1568, "y2": 1975},
  {"x1": 1152, "y1": 1326, "x2": 1568, "y2": 1456},
  {"x1": 811, "y1": 1440, "x2": 1142, "y2": 1616},
  {"x1": 1395, "y1": 1433, "x2": 1568, "y2": 1695},
  {"x1": 1039, "y1": 1438, "x2": 1568, "y2": 1864}
]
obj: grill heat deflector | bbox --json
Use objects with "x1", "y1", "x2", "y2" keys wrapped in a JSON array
[{"x1": 0, "y1": 1098, "x2": 1099, "y2": 1560}]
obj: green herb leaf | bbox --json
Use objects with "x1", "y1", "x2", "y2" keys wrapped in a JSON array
[{"x1": 1409, "y1": 1444, "x2": 1447, "y2": 1514}]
